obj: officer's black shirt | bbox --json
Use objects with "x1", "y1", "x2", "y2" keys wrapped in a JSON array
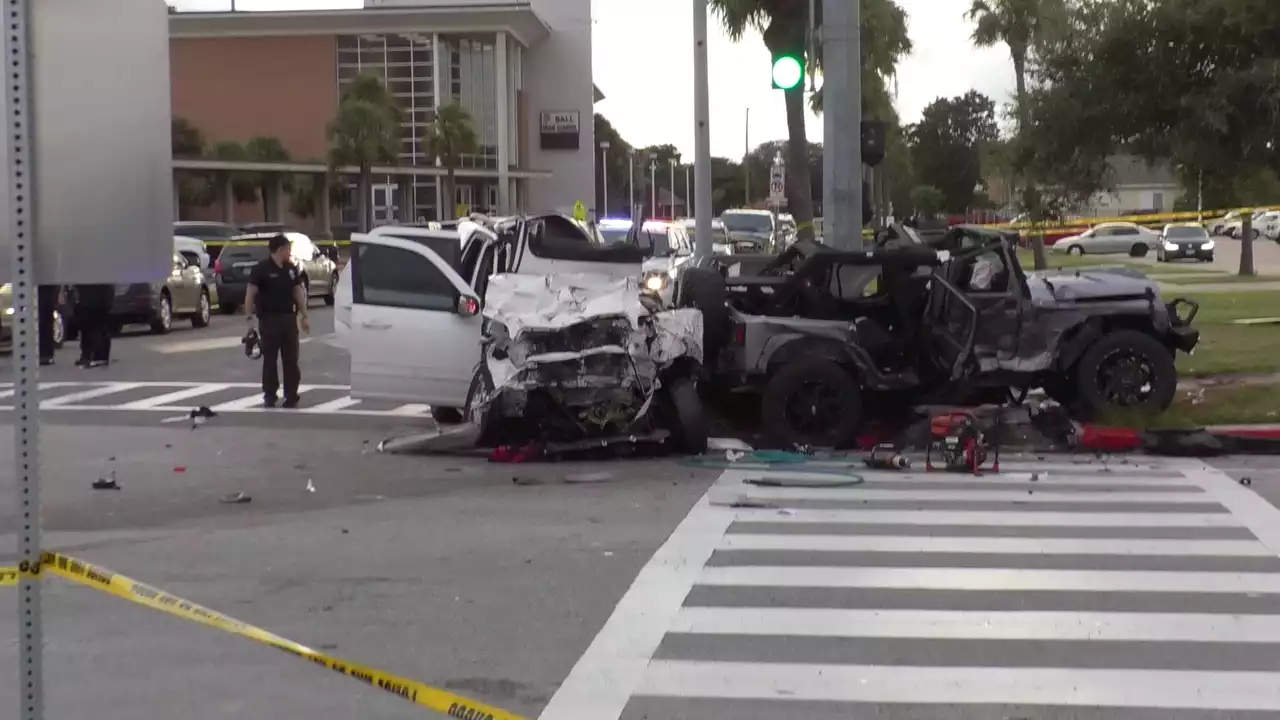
[{"x1": 248, "y1": 258, "x2": 303, "y2": 316}]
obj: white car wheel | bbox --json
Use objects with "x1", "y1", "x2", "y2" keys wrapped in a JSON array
[{"x1": 1068, "y1": 245, "x2": 1084, "y2": 256}]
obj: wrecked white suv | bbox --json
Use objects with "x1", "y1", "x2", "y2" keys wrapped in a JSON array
[
  {"x1": 468, "y1": 273, "x2": 707, "y2": 453},
  {"x1": 334, "y1": 229, "x2": 708, "y2": 451}
]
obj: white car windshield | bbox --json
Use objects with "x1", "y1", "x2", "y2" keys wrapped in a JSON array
[
  {"x1": 1166, "y1": 226, "x2": 1208, "y2": 239},
  {"x1": 721, "y1": 213, "x2": 772, "y2": 233}
]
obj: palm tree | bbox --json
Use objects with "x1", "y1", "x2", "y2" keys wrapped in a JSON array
[
  {"x1": 711, "y1": 0, "x2": 911, "y2": 243},
  {"x1": 326, "y1": 73, "x2": 401, "y2": 232},
  {"x1": 171, "y1": 117, "x2": 214, "y2": 216},
  {"x1": 967, "y1": 0, "x2": 1064, "y2": 268},
  {"x1": 423, "y1": 101, "x2": 479, "y2": 221},
  {"x1": 244, "y1": 136, "x2": 292, "y2": 221}
]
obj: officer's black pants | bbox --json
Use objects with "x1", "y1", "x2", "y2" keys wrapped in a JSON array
[
  {"x1": 258, "y1": 313, "x2": 300, "y2": 402},
  {"x1": 37, "y1": 285, "x2": 58, "y2": 360}
]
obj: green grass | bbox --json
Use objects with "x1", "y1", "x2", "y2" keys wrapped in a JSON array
[
  {"x1": 1103, "y1": 383, "x2": 1280, "y2": 428},
  {"x1": 1174, "y1": 290, "x2": 1280, "y2": 377},
  {"x1": 1156, "y1": 273, "x2": 1280, "y2": 285}
]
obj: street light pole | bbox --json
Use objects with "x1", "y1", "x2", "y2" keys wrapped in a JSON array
[
  {"x1": 599, "y1": 140, "x2": 611, "y2": 217},
  {"x1": 823, "y1": 0, "x2": 861, "y2": 249},
  {"x1": 649, "y1": 159, "x2": 658, "y2": 219},
  {"x1": 628, "y1": 148, "x2": 636, "y2": 218},
  {"x1": 669, "y1": 156, "x2": 679, "y2": 219}
]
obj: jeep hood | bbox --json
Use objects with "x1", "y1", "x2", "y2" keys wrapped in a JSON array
[{"x1": 1028, "y1": 267, "x2": 1159, "y2": 303}]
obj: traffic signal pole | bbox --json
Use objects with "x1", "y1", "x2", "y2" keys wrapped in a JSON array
[
  {"x1": 692, "y1": 0, "x2": 714, "y2": 262},
  {"x1": 822, "y1": 0, "x2": 861, "y2": 249}
]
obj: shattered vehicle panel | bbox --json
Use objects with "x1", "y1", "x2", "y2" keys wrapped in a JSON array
[{"x1": 473, "y1": 272, "x2": 705, "y2": 449}]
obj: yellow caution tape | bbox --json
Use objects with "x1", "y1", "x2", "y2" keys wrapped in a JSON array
[
  {"x1": 981, "y1": 206, "x2": 1280, "y2": 232},
  {"x1": 35, "y1": 552, "x2": 526, "y2": 720},
  {"x1": 0, "y1": 566, "x2": 19, "y2": 586}
]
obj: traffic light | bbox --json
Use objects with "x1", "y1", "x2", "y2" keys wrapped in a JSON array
[
  {"x1": 771, "y1": 54, "x2": 804, "y2": 90},
  {"x1": 861, "y1": 121, "x2": 886, "y2": 168}
]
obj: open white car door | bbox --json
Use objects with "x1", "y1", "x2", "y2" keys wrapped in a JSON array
[{"x1": 344, "y1": 233, "x2": 483, "y2": 409}]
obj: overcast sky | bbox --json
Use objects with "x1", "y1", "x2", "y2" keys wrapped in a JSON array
[{"x1": 172, "y1": 0, "x2": 1016, "y2": 159}]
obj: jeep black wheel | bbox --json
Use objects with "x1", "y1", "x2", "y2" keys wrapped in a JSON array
[
  {"x1": 678, "y1": 268, "x2": 729, "y2": 369},
  {"x1": 1074, "y1": 330, "x2": 1177, "y2": 419},
  {"x1": 664, "y1": 376, "x2": 708, "y2": 454},
  {"x1": 761, "y1": 357, "x2": 862, "y2": 449}
]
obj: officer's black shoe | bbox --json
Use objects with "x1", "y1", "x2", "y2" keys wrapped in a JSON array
[
  {"x1": 281, "y1": 397, "x2": 300, "y2": 409},
  {"x1": 263, "y1": 396, "x2": 278, "y2": 408},
  {"x1": 39, "y1": 357, "x2": 54, "y2": 366}
]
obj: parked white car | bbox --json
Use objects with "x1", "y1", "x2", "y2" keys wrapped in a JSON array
[
  {"x1": 173, "y1": 235, "x2": 211, "y2": 272},
  {"x1": 1051, "y1": 222, "x2": 1160, "y2": 256},
  {"x1": 1254, "y1": 211, "x2": 1280, "y2": 240},
  {"x1": 1222, "y1": 211, "x2": 1268, "y2": 239}
]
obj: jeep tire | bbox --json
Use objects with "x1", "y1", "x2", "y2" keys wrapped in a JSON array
[
  {"x1": 664, "y1": 376, "x2": 709, "y2": 454},
  {"x1": 761, "y1": 357, "x2": 862, "y2": 449},
  {"x1": 678, "y1": 267, "x2": 730, "y2": 368},
  {"x1": 1074, "y1": 330, "x2": 1177, "y2": 420}
]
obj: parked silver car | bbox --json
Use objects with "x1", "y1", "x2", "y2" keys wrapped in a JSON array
[{"x1": 1052, "y1": 222, "x2": 1160, "y2": 257}]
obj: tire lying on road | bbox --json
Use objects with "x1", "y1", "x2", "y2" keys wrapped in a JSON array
[
  {"x1": 1073, "y1": 329, "x2": 1177, "y2": 420},
  {"x1": 761, "y1": 356, "x2": 863, "y2": 449}
]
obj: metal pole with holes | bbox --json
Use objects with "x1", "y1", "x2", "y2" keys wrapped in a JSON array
[
  {"x1": 8, "y1": 0, "x2": 44, "y2": 716},
  {"x1": 669, "y1": 157, "x2": 678, "y2": 219}
]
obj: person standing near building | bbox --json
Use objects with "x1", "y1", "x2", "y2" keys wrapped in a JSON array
[
  {"x1": 244, "y1": 235, "x2": 310, "y2": 408},
  {"x1": 74, "y1": 283, "x2": 114, "y2": 368}
]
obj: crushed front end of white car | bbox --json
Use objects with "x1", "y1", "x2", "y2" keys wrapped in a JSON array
[{"x1": 469, "y1": 273, "x2": 709, "y2": 454}]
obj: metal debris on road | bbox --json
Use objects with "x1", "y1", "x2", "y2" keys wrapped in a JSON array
[
  {"x1": 219, "y1": 492, "x2": 251, "y2": 504},
  {"x1": 92, "y1": 474, "x2": 120, "y2": 491},
  {"x1": 306, "y1": 479, "x2": 315, "y2": 493},
  {"x1": 564, "y1": 471, "x2": 615, "y2": 484}
]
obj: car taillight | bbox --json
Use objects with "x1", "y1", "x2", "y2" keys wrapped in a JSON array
[
  {"x1": 213, "y1": 258, "x2": 223, "y2": 276},
  {"x1": 733, "y1": 324, "x2": 745, "y2": 345},
  {"x1": 457, "y1": 295, "x2": 480, "y2": 317}
]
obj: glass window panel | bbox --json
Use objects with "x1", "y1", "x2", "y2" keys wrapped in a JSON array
[
  {"x1": 385, "y1": 34, "x2": 409, "y2": 48},
  {"x1": 386, "y1": 64, "x2": 412, "y2": 80},
  {"x1": 387, "y1": 79, "x2": 412, "y2": 94},
  {"x1": 337, "y1": 35, "x2": 359, "y2": 50},
  {"x1": 387, "y1": 49, "x2": 411, "y2": 64},
  {"x1": 337, "y1": 65, "x2": 362, "y2": 80},
  {"x1": 413, "y1": 79, "x2": 433, "y2": 95},
  {"x1": 360, "y1": 48, "x2": 386, "y2": 65}
]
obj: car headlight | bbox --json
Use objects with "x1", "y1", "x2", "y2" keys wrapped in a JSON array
[
  {"x1": 643, "y1": 273, "x2": 668, "y2": 292},
  {"x1": 1203, "y1": 240, "x2": 1215, "y2": 250},
  {"x1": 3, "y1": 307, "x2": 12, "y2": 316},
  {"x1": 1163, "y1": 242, "x2": 1178, "y2": 251}
]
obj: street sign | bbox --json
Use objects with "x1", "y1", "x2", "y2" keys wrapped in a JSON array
[
  {"x1": 769, "y1": 154, "x2": 785, "y2": 206},
  {"x1": 769, "y1": 180, "x2": 786, "y2": 205}
]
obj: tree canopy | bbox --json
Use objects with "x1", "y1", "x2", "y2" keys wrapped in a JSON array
[
  {"x1": 907, "y1": 91, "x2": 999, "y2": 213},
  {"x1": 1020, "y1": 0, "x2": 1280, "y2": 211}
]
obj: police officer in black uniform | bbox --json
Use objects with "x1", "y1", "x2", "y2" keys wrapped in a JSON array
[{"x1": 244, "y1": 235, "x2": 310, "y2": 408}]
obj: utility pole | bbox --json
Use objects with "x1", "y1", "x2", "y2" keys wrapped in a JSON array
[
  {"x1": 693, "y1": 0, "x2": 714, "y2": 260},
  {"x1": 628, "y1": 148, "x2": 636, "y2": 218},
  {"x1": 669, "y1": 156, "x2": 679, "y2": 219},
  {"x1": 743, "y1": 108, "x2": 751, "y2": 205},
  {"x1": 599, "y1": 140, "x2": 610, "y2": 216},
  {"x1": 822, "y1": 0, "x2": 861, "y2": 249},
  {"x1": 649, "y1": 158, "x2": 658, "y2": 219}
]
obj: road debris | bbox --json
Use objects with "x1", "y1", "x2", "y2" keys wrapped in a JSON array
[
  {"x1": 219, "y1": 492, "x2": 251, "y2": 504},
  {"x1": 564, "y1": 471, "x2": 615, "y2": 484},
  {"x1": 306, "y1": 479, "x2": 315, "y2": 493},
  {"x1": 92, "y1": 473, "x2": 120, "y2": 491}
]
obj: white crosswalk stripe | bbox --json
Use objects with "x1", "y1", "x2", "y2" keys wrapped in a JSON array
[
  {"x1": 0, "y1": 381, "x2": 432, "y2": 418},
  {"x1": 540, "y1": 459, "x2": 1280, "y2": 719}
]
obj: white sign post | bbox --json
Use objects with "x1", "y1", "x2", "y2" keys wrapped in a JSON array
[{"x1": 768, "y1": 151, "x2": 786, "y2": 251}]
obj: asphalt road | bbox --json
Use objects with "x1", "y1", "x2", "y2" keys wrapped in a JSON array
[
  {"x1": 3, "y1": 304, "x2": 1280, "y2": 718},
  {"x1": 0, "y1": 304, "x2": 721, "y2": 719}
]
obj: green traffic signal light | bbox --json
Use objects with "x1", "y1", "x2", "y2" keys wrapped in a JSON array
[{"x1": 771, "y1": 55, "x2": 803, "y2": 90}]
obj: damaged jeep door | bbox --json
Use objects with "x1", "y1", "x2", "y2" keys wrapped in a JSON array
[
  {"x1": 923, "y1": 272, "x2": 980, "y2": 380},
  {"x1": 947, "y1": 241, "x2": 1024, "y2": 363},
  {"x1": 347, "y1": 234, "x2": 483, "y2": 408}
]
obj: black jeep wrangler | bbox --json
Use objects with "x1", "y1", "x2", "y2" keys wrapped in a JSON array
[{"x1": 681, "y1": 225, "x2": 1200, "y2": 448}]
